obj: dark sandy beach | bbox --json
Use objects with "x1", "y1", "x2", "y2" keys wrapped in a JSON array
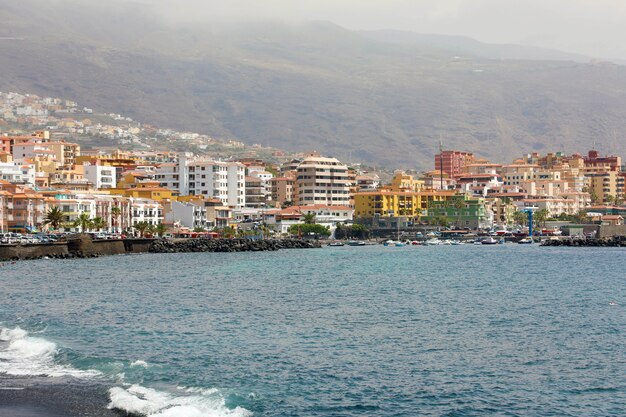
[{"x1": 0, "y1": 375, "x2": 120, "y2": 417}]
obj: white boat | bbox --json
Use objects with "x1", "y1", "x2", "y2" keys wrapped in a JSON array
[
  {"x1": 518, "y1": 238, "x2": 532, "y2": 244},
  {"x1": 481, "y1": 237, "x2": 498, "y2": 245},
  {"x1": 328, "y1": 242, "x2": 345, "y2": 247},
  {"x1": 424, "y1": 238, "x2": 442, "y2": 246}
]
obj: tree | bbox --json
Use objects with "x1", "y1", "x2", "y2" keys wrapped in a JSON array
[
  {"x1": 44, "y1": 207, "x2": 65, "y2": 231},
  {"x1": 73, "y1": 212, "x2": 93, "y2": 233},
  {"x1": 590, "y1": 191, "x2": 599, "y2": 205},
  {"x1": 302, "y1": 212, "x2": 316, "y2": 224},
  {"x1": 513, "y1": 211, "x2": 528, "y2": 227},
  {"x1": 218, "y1": 226, "x2": 236, "y2": 238},
  {"x1": 133, "y1": 221, "x2": 152, "y2": 237},
  {"x1": 335, "y1": 223, "x2": 370, "y2": 240},
  {"x1": 282, "y1": 200, "x2": 294, "y2": 208},
  {"x1": 433, "y1": 216, "x2": 450, "y2": 227},
  {"x1": 574, "y1": 210, "x2": 588, "y2": 224},
  {"x1": 288, "y1": 223, "x2": 330, "y2": 237},
  {"x1": 535, "y1": 209, "x2": 549, "y2": 227},
  {"x1": 91, "y1": 217, "x2": 106, "y2": 231},
  {"x1": 605, "y1": 194, "x2": 615, "y2": 205},
  {"x1": 153, "y1": 223, "x2": 168, "y2": 237},
  {"x1": 111, "y1": 207, "x2": 122, "y2": 231}
]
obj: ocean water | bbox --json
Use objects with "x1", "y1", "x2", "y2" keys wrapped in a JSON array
[{"x1": 0, "y1": 244, "x2": 624, "y2": 416}]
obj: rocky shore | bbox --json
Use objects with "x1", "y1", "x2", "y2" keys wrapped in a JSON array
[
  {"x1": 541, "y1": 236, "x2": 626, "y2": 247},
  {"x1": 149, "y1": 238, "x2": 321, "y2": 253}
]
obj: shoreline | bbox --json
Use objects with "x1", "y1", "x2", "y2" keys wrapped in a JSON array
[{"x1": 0, "y1": 375, "x2": 119, "y2": 417}]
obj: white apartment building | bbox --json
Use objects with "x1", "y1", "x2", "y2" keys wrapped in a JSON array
[
  {"x1": 249, "y1": 169, "x2": 274, "y2": 201},
  {"x1": 155, "y1": 153, "x2": 245, "y2": 208},
  {"x1": 12, "y1": 141, "x2": 56, "y2": 163},
  {"x1": 296, "y1": 155, "x2": 351, "y2": 206},
  {"x1": 0, "y1": 162, "x2": 36, "y2": 185},
  {"x1": 83, "y1": 163, "x2": 117, "y2": 189},
  {"x1": 164, "y1": 200, "x2": 208, "y2": 230},
  {"x1": 514, "y1": 198, "x2": 581, "y2": 217},
  {"x1": 130, "y1": 198, "x2": 163, "y2": 226}
]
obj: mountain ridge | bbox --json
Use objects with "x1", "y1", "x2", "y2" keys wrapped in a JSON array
[{"x1": 1, "y1": 0, "x2": 625, "y2": 169}]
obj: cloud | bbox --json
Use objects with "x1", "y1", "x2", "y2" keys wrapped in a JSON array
[{"x1": 131, "y1": 0, "x2": 626, "y2": 59}]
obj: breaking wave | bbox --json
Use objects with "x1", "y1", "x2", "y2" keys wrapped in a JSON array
[
  {"x1": 108, "y1": 384, "x2": 252, "y2": 417},
  {"x1": 0, "y1": 326, "x2": 99, "y2": 378}
]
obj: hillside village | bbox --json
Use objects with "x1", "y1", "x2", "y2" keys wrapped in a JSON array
[{"x1": 0, "y1": 91, "x2": 624, "y2": 239}]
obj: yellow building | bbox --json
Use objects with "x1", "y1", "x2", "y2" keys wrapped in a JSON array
[
  {"x1": 48, "y1": 141, "x2": 80, "y2": 169},
  {"x1": 354, "y1": 189, "x2": 455, "y2": 218},
  {"x1": 389, "y1": 171, "x2": 424, "y2": 192},
  {"x1": 587, "y1": 171, "x2": 625, "y2": 204},
  {"x1": 108, "y1": 182, "x2": 179, "y2": 201},
  {"x1": 117, "y1": 171, "x2": 153, "y2": 188}
]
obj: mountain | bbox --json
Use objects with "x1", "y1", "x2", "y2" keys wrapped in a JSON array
[{"x1": 1, "y1": 0, "x2": 626, "y2": 169}]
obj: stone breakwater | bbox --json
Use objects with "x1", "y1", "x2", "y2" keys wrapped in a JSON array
[
  {"x1": 0, "y1": 236, "x2": 320, "y2": 262},
  {"x1": 541, "y1": 236, "x2": 626, "y2": 247},
  {"x1": 149, "y1": 238, "x2": 321, "y2": 253}
]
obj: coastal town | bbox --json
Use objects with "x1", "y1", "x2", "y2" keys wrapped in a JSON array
[{"x1": 0, "y1": 91, "x2": 625, "y2": 245}]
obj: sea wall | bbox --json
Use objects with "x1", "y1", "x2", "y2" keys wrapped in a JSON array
[
  {"x1": 0, "y1": 236, "x2": 320, "y2": 261},
  {"x1": 149, "y1": 238, "x2": 321, "y2": 253},
  {"x1": 0, "y1": 242, "x2": 69, "y2": 261},
  {"x1": 541, "y1": 236, "x2": 626, "y2": 247},
  {"x1": 597, "y1": 225, "x2": 626, "y2": 239}
]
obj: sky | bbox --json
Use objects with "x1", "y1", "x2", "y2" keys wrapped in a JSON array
[{"x1": 146, "y1": 0, "x2": 626, "y2": 60}]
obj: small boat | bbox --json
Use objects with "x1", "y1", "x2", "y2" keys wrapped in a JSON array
[
  {"x1": 383, "y1": 239, "x2": 395, "y2": 246},
  {"x1": 473, "y1": 240, "x2": 482, "y2": 245},
  {"x1": 328, "y1": 242, "x2": 344, "y2": 247},
  {"x1": 347, "y1": 241, "x2": 366, "y2": 246},
  {"x1": 395, "y1": 242, "x2": 406, "y2": 247},
  {"x1": 541, "y1": 227, "x2": 563, "y2": 236},
  {"x1": 424, "y1": 238, "x2": 442, "y2": 246},
  {"x1": 450, "y1": 240, "x2": 464, "y2": 245},
  {"x1": 411, "y1": 240, "x2": 421, "y2": 246},
  {"x1": 481, "y1": 237, "x2": 498, "y2": 245},
  {"x1": 518, "y1": 238, "x2": 532, "y2": 244}
]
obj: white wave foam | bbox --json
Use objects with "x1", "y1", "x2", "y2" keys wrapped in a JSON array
[
  {"x1": 0, "y1": 326, "x2": 99, "y2": 378},
  {"x1": 109, "y1": 384, "x2": 252, "y2": 417},
  {"x1": 131, "y1": 360, "x2": 149, "y2": 368}
]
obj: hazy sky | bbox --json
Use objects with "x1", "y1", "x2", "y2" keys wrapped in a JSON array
[{"x1": 147, "y1": 0, "x2": 626, "y2": 59}]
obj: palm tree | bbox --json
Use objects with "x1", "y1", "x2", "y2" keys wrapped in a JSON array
[
  {"x1": 110, "y1": 207, "x2": 122, "y2": 232},
  {"x1": 44, "y1": 207, "x2": 65, "y2": 231},
  {"x1": 73, "y1": 212, "x2": 93, "y2": 233},
  {"x1": 535, "y1": 209, "x2": 549, "y2": 228},
  {"x1": 513, "y1": 211, "x2": 527, "y2": 227},
  {"x1": 133, "y1": 221, "x2": 152, "y2": 237},
  {"x1": 302, "y1": 212, "x2": 316, "y2": 224},
  {"x1": 91, "y1": 217, "x2": 106, "y2": 231},
  {"x1": 153, "y1": 223, "x2": 168, "y2": 237},
  {"x1": 575, "y1": 210, "x2": 588, "y2": 224}
]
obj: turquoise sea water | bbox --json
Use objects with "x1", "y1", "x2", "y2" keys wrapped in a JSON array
[{"x1": 0, "y1": 244, "x2": 625, "y2": 416}]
